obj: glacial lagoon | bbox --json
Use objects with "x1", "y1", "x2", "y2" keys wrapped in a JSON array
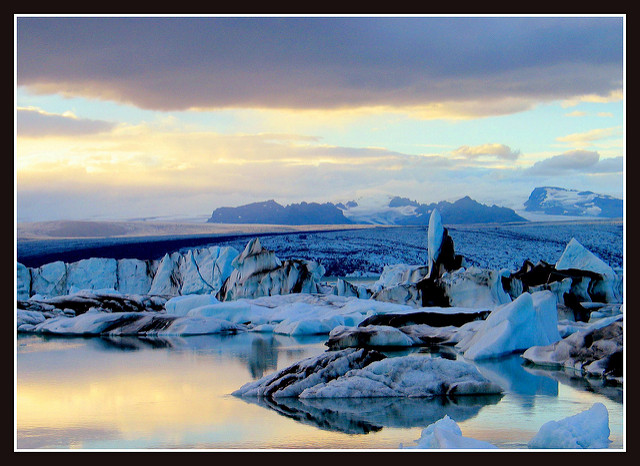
[{"x1": 16, "y1": 331, "x2": 623, "y2": 450}]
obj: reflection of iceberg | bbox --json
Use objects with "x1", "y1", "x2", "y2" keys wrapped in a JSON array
[
  {"x1": 522, "y1": 364, "x2": 622, "y2": 404},
  {"x1": 236, "y1": 394, "x2": 503, "y2": 435},
  {"x1": 56, "y1": 332, "x2": 327, "y2": 380},
  {"x1": 469, "y1": 353, "x2": 558, "y2": 404}
]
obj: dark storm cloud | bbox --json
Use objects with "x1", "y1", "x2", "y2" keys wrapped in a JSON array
[
  {"x1": 17, "y1": 108, "x2": 117, "y2": 137},
  {"x1": 16, "y1": 16, "x2": 623, "y2": 111}
]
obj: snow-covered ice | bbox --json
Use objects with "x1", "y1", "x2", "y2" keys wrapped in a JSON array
[
  {"x1": 234, "y1": 348, "x2": 503, "y2": 399},
  {"x1": 28, "y1": 308, "x2": 245, "y2": 336},
  {"x1": 298, "y1": 354, "x2": 503, "y2": 398},
  {"x1": 401, "y1": 415, "x2": 498, "y2": 449},
  {"x1": 528, "y1": 403, "x2": 611, "y2": 449}
]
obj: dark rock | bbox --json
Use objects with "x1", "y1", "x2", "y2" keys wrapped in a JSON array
[{"x1": 358, "y1": 310, "x2": 490, "y2": 328}]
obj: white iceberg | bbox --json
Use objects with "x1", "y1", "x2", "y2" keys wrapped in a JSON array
[
  {"x1": 233, "y1": 348, "x2": 386, "y2": 398},
  {"x1": 117, "y1": 258, "x2": 153, "y2": 295},
  {"x1": 17, "y1": 262, "x2": 31, "y2": 300},
  {"x1": 165, "y1": 293, "x2": 220, "y2": 316},
  {"x1": 528, "y1": 402, "x2": 611, "y2": 449},
  {"x1": 299, "y1": 354, "x2": 503, "y2": 398},
  {"x1": 401, "y1": 415, "x2": 498, "y2": 449},
  {"x1": 555, "y1": 238, "x2": 620, "y2": 303},
  {"x1": 30, "y1": 260, "x2": 67, "y2": 297},
  {"x1": 66, "y1": 258, "x2": 118, "y2": 294},
  {"x1": 30, "y1": 309, "x2": 244, "y2": 336},
  {"x1": 556, "y1": 238, "x2": 616, "y2": 277},
  {"x1": 218, "y1": 238, "x2": 325, "y2": 301},
  {"x1": 326, "y1": 325, "x2": 416, "y2": 349},
  {"x1": 19, "y1": 246, "x2": 240, "y2": 299},
  {"x1": 439, "y1": 267, "x2": 512, "y2": 308},
  {"x1": 370, "y1": 264, "x2": 429, "y2": 293},
  {"x1": 457, "y1": 291, "x2": 560, "y2": 360},
  {"x1": 233, "y1": 349, "x2": 502, "y2": 399}
]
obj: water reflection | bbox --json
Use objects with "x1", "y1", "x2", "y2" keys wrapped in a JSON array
[
  {"x1": 522, "y1": 363, "x2": 623, "y2": 403},
  {"x1": 59, "y1": 332, "x2": 327, "y2": 379},
  {"x1": 468, "y1": 354, "x2": 558, "y2": 410},
  {"x1": 237, "y1": 394, "x2": 503, "y2": 435},
  {"x1": 17, "y1": 332, "x2": 623, "y2": 449}
]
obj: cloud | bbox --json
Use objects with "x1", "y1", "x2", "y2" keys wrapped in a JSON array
[
  {"x1": 561, "y1": 89, "x2": 623, "y2": 107},
  {"x1": 556, "y1": 126, "x2": 622, "y2": 146},
  {"x1": 525, "y1": 149, "x2": 622, "y2": 176},
  {"x1": 584, "y1": 156, "x2": 623, "y2": 173},
  {"x1": 16, "y1": 16, "x2": 623, "y2": 116},
  {"x1": 17, "y1": 107, "x2": 117, "y2": 137},
  {"x1": 451, "y1": 143, "x2": 520, "y2": 160}
]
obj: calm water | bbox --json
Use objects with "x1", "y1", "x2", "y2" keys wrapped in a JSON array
[{"x1": 15, "y1": 332, "x2": 624, "y2": 450}]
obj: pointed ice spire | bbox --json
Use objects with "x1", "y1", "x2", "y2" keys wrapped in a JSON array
[{"x1": 428, "y1": 209, "x2": 444, "y2": 276}]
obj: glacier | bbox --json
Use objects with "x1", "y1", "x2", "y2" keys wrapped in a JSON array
[{"x1": 17, "y1": 208, "x2": 625, "y2": 408}]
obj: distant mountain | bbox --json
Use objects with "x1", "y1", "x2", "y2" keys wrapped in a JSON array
[
  {"x1": 208, "y1": 196, "x2": 526, "y2": 225},
  {"x1": 524, "y1": 187, "x2": 622, "y2": 218},
  {"x1": 339, "y1": 195, "x2": 526, "y2": 225},
  {"x1": 207, "y1": 200, "x2": 353, "y2": 225}
]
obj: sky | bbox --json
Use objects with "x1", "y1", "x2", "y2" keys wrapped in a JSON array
[{"x1": 15, "y1": 15, "x2": 625, "y2": 222}]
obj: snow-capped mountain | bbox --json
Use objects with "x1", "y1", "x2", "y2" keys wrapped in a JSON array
[
  {"x1": 524, "y1": 187, "x2": 622, "y2": 218},
  {"x1": 207, "y1": 195, "x2": 526, "y2": 226}
]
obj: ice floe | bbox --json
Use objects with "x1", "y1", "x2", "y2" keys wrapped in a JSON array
[
  {"x1": 234, "y1": 348, "x2": 502, "y2": 399},
  {"x1": 528, "y1": 403, "x2": 611, "y2": 449},
  {"x1": 401, "y1": 415, "x2": 498, "y2": 449},
  {"x1": 23, "y1": 308, "x2": 245, "y2": 336}
]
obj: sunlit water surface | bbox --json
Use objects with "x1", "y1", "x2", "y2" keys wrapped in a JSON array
[{"x1": 16, "y1": 332, "x2": 624, "y2": 450}]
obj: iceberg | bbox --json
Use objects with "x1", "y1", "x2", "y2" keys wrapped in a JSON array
[
  {"x1": 233, "y1": 348, "x2": 503, "y2": 399},
  {"x1": 19, "y1": 245, "x2": 240, "y2": 299},
  {"x1": 401, "y1": 415, "x2": 498, "y2": 449},
  {"x1": 17, "y1": 262, "x2": 31, "y2": 300},
  {"x1": 30, "y1": 260, "x2": 67, "y2": 297},
  {"x1": 427, "y1": 209, "x2": 444, "y2": 276},
  {"x1": 503, "y1": 239, "x2": 622, "y2": 309},
  {"x1": 217, "y1": 238, "x2": 325, "y2": 301},
  {"x1": 117, "y1": 258, "x2": 153, "y2": 295},
  {"x1": 326, "y1": 325, "x2": 416, "y2": 350},
  {"x1": 66, "y1": 258, "x2": 118, "y2": 294},
  {"x1": 299, "y1": 354, "x2": 503, "y2": 398},
  {"x1": 457, "y1": 291, "x2": 560, "y2": 360},
  {"x1": 528, "y1": 403, "x2": 611, "y2": 449},
  {"x1": 232, "y1": 348, "x2": 386, "y2": 398},
  {"x1": 522, "y1": 318, "x2": 622, "y2": 382},
  {"x1": 29, "y1": 308, "x2": 245, "y2": 336},
  {"x1": 438, "y1": 267, "x2": 512, "y2": 308}
]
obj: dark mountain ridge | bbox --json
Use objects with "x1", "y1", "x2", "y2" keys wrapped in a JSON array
[{"x1": 208, "y1": 196, "x2": 527, "y2": 225}]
